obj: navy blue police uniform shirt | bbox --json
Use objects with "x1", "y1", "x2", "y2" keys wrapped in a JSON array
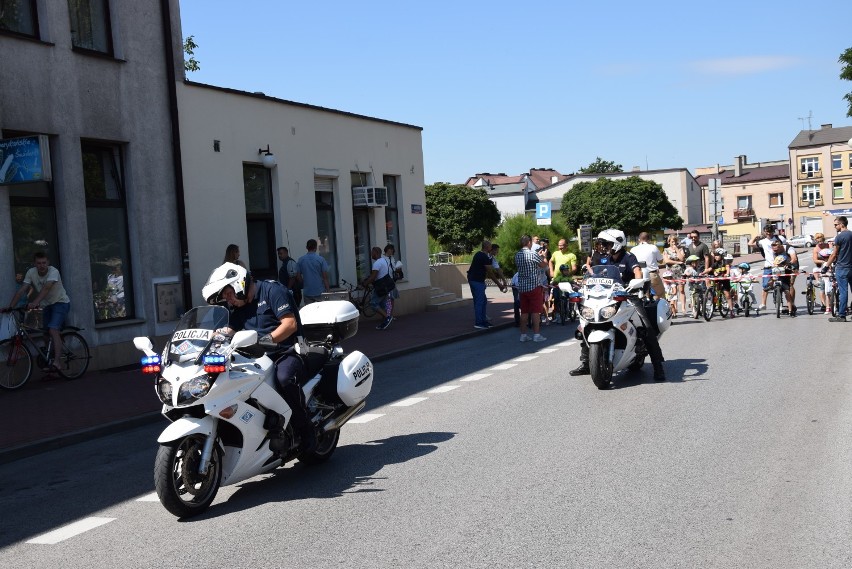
[
  {"x1": 230, "y1": 280, "x2": 295, "y2": 342},
  {"x1": 607, "y1": 251, "x2": 640, "y2": 283}
]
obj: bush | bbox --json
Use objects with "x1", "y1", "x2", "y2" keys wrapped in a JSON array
[{"x1": 492, "y1": 214, "x2": 581, "y2": 275}]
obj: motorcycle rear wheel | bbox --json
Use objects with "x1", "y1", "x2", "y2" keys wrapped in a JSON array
[
  {"x1": 155, "y1": 436, "x2": 223, "y2": 518},
  {"x1": 589, "y1": 342, "x2": 612, "y2": 390},
  {"x1": 298, "y1": 428, "x2": 340, "y2": 465}
]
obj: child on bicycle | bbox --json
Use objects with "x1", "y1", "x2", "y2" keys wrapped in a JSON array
[
  {"x1": 709, "y1": 248, "x2": 735, "y2": 318},
  {"x1": 661, "y1": 269, "x2": 679, "y2": 317},
  {"x1": 550, "y1": 264, "x2": 576, "y2": 324}
]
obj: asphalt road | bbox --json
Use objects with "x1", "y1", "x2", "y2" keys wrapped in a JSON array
[{"x1": 1, "y1": 311, "x2": 850, "y2": 568}]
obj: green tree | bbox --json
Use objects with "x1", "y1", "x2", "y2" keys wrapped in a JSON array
[
  {"x1": 425, "y1": 183, "x2": 500, "y2": 254},
  {"x1": 184, "y1": 35, "x2": 201, "y2": 72},
  {"x1": 492, "y1": 214, "x2": 580, "y2": 275},
  {"x1": 558, "y1": 176, "x2": 683, "y2": 237},
  {"x1": 840, "y1": 47, "x2": 852, "y2": 117},
  {"x1": 578, "y1": 157, "x2": 623, "y2": 174}
]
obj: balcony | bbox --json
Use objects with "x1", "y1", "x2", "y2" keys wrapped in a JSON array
[
  {"x1": 798, "y1": 197, "x2": 824, "y2": 208},
  {"x1": 733, "y1": 208, "x2": 754, "y2": 220}
]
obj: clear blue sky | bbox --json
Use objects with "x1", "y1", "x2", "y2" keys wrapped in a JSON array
[{"x1": 179, "y1": 0, "x2": 851, "y2": 184}]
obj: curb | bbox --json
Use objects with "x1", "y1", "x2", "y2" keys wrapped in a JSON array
[{"x1": 0, "y1": 320, "x2": 515, "y2": 465}]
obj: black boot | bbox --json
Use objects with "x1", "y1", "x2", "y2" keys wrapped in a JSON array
[
  {"x1": 653, "y1": 362, "x2": 666, "y2": 382},
  {"x1": 569, "y1": 362, "x2": 590, "y2": 376}
]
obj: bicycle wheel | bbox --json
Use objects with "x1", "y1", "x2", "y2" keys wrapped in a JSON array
[
  {"x1": 774, "y1": 286, "x2": 782, "y2": 318},
  {"x1": 692, "y1": 292, "x2": 702, "y2": 319},
  {"x1": 57, "y1": 331, "x2": 90, "y2": 379},
  {"x1": 718, "y1": 292, "x2": 729, "y2": 318},
  {"x1": 0, "y1": 339, "x2": 33, "y2": 390},
  {"x1": 806, "y1": 282, "x2": 815, "y2": 315},
  {"x1": 359, "y1": 289, "x2": 377, "y2": 318},
  {"x1": 703, "y1": 290, "x2": 715, "y2": 321}
]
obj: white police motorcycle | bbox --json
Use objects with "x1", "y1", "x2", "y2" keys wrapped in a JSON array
[
  {"x1": 133, "y1": 300, "x2": 372, "y2": 518},
  {"x1": 577, "y1": 265, "x2": 672, "y2": 389}
]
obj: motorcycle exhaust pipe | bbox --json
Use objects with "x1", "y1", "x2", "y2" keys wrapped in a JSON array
[{"x1": 322, "y1": 400, "x2": 366, "y2": 432}]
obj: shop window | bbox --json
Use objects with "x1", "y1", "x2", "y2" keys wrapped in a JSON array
[
  {"x1": 243, "y1": 164, "x2": 276, "y2": 280},
  {"x1": 314, "y1": 184, "x2": 339, "y2": 286},
  {"x1": 383, "y1": 175, "x2": 403, "y2": 268},
  {"x1": 68, "y1": 0, "x2": 112, "y2": 54},
  {"x1": 0, "y1": 0, "x2": 38, "y2": 37},
  {"x1": 82, "y1": 142, "x2": 133, "y2": 321}
]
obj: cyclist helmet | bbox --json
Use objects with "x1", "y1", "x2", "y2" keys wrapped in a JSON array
[
  {"x1": 724, "y1": 253, "x2": 734, "y2": 262},
  {"x1": 685, "y1": 254, "x2": 700, "y2": 263},
  {"x1": 737, "y1": 262, "x2": 750, "y2": 270},
  {"x1": 661, "y1": 269, "x2": 673, "y2": 278},
  {"x1": 559, "y1": 264, "x2": 570, "y2": 272},
  {"x1": 597, "y1": 229, "x2": 626, "y2": 253},
  {"x1": 202, "y1": 262, "x2": 248, "y2": 304},
  {"x1": 714, "y1": 247, "x2": 727, "y2": 257}
]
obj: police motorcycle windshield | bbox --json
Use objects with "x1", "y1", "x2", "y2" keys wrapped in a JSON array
[
  {"x1": 166, "y1": 306, "x2": 230, "y2": 364},
  {"x1": 585, "y1": 265, "x2": 624, "y2": 285}
]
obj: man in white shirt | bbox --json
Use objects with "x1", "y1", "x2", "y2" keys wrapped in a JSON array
[
  {"x1": 630, "y1": 232, "x2": 664, "y2": 299},
  {"x1": 749, "y1": 224, "x2": 784, "y2": 309}
]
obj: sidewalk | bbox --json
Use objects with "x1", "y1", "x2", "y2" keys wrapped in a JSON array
[{"x1": 0, "y1": 290, "x2": 517, "y2": 463}]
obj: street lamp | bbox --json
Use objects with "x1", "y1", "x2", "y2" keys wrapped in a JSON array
[{"x1": 258, "y1": 145, "x2": 276, "y2": 169}]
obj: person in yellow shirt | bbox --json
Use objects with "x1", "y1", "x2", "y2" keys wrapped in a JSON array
[{"x1": 549, "y1": 239, "x2": 577, "y2": 280}]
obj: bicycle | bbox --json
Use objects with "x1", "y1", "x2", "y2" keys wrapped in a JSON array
[
  {"x1": 340, "y1": 279, "x2": 377, "y2": 318},
  {"x1": 687, "y1": 277, "x2": 708, "y2": 320},
  {"x1": 804, "y1": 271, "x2": 817, "y2": 315},
  {"x1": 702, "y1": 279, "x2": 719, "y2": 321},
  {"x1": 0, "y1": 307, "x2": 91, "y2": 390},
  {"x1": 552, "y1": 282, "x2": 581, "y2": 325}
]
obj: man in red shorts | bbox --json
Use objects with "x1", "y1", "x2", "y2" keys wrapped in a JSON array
[{"x1": 514, "y1": 235, "x2": 549, "y2": 342}]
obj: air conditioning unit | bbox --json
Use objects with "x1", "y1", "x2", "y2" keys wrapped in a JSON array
[{"x1": 352, "y1": 186, "x2": 388, "y2": 207}]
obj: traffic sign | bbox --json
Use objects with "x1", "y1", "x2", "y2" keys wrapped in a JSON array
[{"x1": 536, "y1": 202, "x2": 552, "y2": 226}]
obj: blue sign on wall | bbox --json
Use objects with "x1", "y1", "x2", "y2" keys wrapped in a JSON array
[
  {"x1": 536, "y1": 201, "x2": 552, "y2": 225},
  {"x1": 0, "y1": 135, "x2": 52, "y2": 185}
]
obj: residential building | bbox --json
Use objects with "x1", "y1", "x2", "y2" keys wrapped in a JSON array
[
  {"x1": 465, "y1": 168, "x2": 567, "y2": 219},
  {"x1": 533, "y1": 167, "x2": 704, "y2": 226},
  {"x1": 694, "y1": 156, "x2": 791, "y2": 240},
  {"x1": 788, "y1": 124, "x2": 852, "y2": 237}
]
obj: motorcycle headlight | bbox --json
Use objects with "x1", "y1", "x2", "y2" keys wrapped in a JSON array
[
  {"x1": 599, "y1": 305, "x2": 618, "y2": 320},
  {"x1": 177, "y1": 375, "x2": 212, "y2": 405},
  {"x1": 581, "y1": 306, "x2": 596, "y2": 321},
  {"x1": 156, "y1": 378, "x2": 173, "y2": 405}
]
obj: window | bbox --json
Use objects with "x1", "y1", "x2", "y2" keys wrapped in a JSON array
[
  {"x1": 832, "y1": 154, "x2": 842, "y2": 170},
  {"x1": 0, "y1": 0, "x2": 38, "y2": 36},
  {"x1": 314, "y1": 183, "x2": 339, "y2": 286},
  {"x1": 801, "y1": 183, "x2": 821, "y2": 204},
  {"x1": 82, "y1": 142, "x2": 133, "y2": 322},
  {"x1": 383, "y1": 175, "x2": 403, "y2": 267},
  {"x1": 769, "y1": 193, "x2": 784, "y2": 207},
  {"x1": 242, "y1": 165, "x2": 276, "y2": 280},
  {"x1": 68, "y1": 0, "x2": 112, "y2": 54},
  {"x1": 834, "y1": 181, "x2": 844, "y2": 200},
  {"x1": 800, "y1": 157, "x2": 819, "y2": 177},
  {"x1": 736, "y1": 195, "x2": 752, "y2": 209},
  {"x1": 351, "y1": 171, "x2": 372, "y2": 281}
]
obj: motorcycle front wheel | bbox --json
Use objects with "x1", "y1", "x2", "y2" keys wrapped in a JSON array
[
  {"x1": 589, "y1": 342, "x2": 612, "y2": 390},
  {"x1": 298, "y1": 428, "x2": 340, "y2": 465},
  {"x1": 155, "y1": 435, "x2": 223, "y2": 518}
]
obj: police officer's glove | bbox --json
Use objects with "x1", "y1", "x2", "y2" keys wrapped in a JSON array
[{"x1": 258, "y1": 334, "x2": 278, "y2": 349}]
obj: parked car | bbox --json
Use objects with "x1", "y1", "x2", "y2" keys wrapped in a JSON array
[{"x1": 787, "y1": 234, "x2": 815, "y2": 247}]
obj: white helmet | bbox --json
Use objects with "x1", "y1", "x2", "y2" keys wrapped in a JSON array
[
  {"x1": 597, "y1": 229, "x2": 626, "y2": 253},
  {"x1": 202, "y1": 262, "x2": 248, "y2": 304}
]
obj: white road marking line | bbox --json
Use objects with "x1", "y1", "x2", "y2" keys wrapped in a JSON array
[
  {"x1": 391, "y1": 397, "x2": 428, "y2": 407},
  {"x1": 489, "y1": 363, "x2": 517, "y2": 371},
  {"x1": 348, "y1": 413, "x2": 385, "y2": 423},
  {"x1": 513, "y1": 355, "x2": 538, "y2": 362},
  {"x1": 461, "y1": 373, "x2": 492, "y2": 382},
  {"x1": 536, "y1": 348, "x2": 559, "y2": 353},
  {"x1": 556, "y1": 341, "x2": 576, "y2": 347},
  {"x1": 27, "y1": 517, "x2": 116, "y2": 545},
  {"x1": 136, "y1": 493, "x2": 159, "y2": 502},
  {"x1": 427, "y1": 385, "x2": 460, "y2": 393}
]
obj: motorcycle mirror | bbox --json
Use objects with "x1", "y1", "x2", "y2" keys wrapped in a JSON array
[
  {"x1": 133, "y1": 336, "x2": 155, "y2": 354},
  {"x1": 232, "y1": 329, "x2": 258, "y2": 348}
]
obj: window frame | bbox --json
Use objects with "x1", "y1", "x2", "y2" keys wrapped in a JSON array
[
  {"x1": 383, "y1": 174, "x2": 403, "y2": 268},
  {"x1": 834, "y1": 181, "x2": 844, "y2": 200},
  {"x1": 800, "y1": 156, "x2": 820, "y2": 177},
  {"x1": 82, "y1": 140, "x2": 134, "y2": 322},
  {"x1": 801, "y1": 183, "x2": 821, "y2": 204},
  {"x1": 768, "y1": 193, "x2": 784, "y2": 208},
  {"x1": 832, "y1": 154, "x2": 842, "y2": 170},
  {"x1": 0, "y1": 0, "x2": 39, "y2": 38},
  {"x1": 68, "y1": 0, "x2": 113, "y2": 55}
]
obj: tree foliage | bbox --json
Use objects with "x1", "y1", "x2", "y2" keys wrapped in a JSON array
[
  {"x1": 492, "y1": 214, "x2": 580, "y2": 275},
  {"x1": 425, "y1": 183, "x2": 501, "y2": 254},
  {"x1": 558, "y1": 176, "x2": 683, "y2": 237},
  {"x1": 578, "y1": 157, "x2": 623, "y2": 174},
  {"x1": 840, "y1": 47, "x2": 852, "y2": 117},
  {"x1": 184, "y1": 35, "x2": 200, "y2": 72}
]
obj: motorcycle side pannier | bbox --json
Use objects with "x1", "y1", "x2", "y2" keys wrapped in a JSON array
[{"x1": 299, "y1": 300, "x2": 360, "y2": 343}]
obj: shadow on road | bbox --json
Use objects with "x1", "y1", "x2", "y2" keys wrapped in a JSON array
[{"x1": 188, "y1": 431, "x2": 456, "y2": 520}]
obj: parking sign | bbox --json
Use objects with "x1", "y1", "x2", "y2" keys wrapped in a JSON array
[{"x1": 536, "y1": 202, "x2": 552, "y2": 226}]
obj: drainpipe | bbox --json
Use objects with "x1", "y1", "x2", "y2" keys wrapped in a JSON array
[{"x1": 160, "y1": 0, "x2": 192, "y2": 309}]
